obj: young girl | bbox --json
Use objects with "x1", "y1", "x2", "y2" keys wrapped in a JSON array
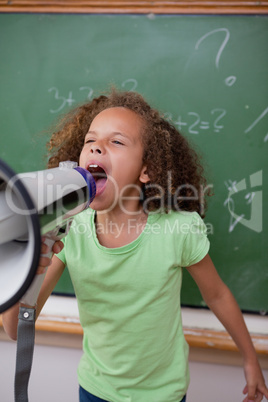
[{"x1": 3, "y1": 90, "x2": 268, "y2": 402}]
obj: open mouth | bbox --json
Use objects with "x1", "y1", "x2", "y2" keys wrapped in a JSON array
[{"x1": 87, "y1": 164, "x2": 107, "y2": 194}]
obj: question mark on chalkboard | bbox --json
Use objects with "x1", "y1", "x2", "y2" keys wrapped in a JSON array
[
  {"x1": 195, "y1": 28, "x2": 236, "y2": 87},
  {"x1": 211, "y1": 108, "x2": 226, "y2": 132}
]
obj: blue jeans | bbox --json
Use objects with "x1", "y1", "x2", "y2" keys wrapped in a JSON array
[
  {"x1": 79, "y1": 386, "x2": 186, "y2": 402},
  {"x1": 79, "y1": 387, "x2": 108, "y2": 402}
]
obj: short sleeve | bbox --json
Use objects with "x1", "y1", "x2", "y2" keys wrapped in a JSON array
[
  {"x1": 55, "y1": 236, "x2": 66, "y2": 265},
  {"x1": 181, "y1": 213, "x2": 210, "y2": 267}
]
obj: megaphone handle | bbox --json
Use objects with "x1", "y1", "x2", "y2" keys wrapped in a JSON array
[{"x1": 20, "y1": 237, "x2": 55, "y2": 307}]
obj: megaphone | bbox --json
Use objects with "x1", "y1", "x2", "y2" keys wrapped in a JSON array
[{"x1": 0, "y1": 159, "x2": 96, "y2": 313}]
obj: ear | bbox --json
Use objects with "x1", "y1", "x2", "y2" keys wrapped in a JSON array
[{"x1": 139, "y1": 166, "x2": 150, "y2": 184}]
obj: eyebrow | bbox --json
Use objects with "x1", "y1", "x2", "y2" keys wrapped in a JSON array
[
  {"x1": 86, "y1": 131, "x2": 133, "y2": 142},
  {"x1": 87, "y1": 130, "x2": 127, "y2": 136}
]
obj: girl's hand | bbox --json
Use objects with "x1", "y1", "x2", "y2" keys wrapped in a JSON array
[
  {"x1": 243, "y1": 359, "x2": 268, "y2": 401},
  {"x1": 37, "y1": 238, "x2": 64, "y2": 274}
]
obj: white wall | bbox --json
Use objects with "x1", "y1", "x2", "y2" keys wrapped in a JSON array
[
  {"x1": 0, "y1": 340, "x2": 81, "y2": 402},
  {"x1": 1, "y1": 339, "x2": 267, "y2": 402}
]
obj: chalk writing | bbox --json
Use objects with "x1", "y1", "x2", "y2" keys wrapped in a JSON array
[
  {"x1": 47, "y1": 81, "x2": 266, "y2": 148},
  {"x1": 224, "y1": 171, "x2": 263, "y2": 233},
  {"x1": 171, "y1": 108, "x2": 226, "y2": 135},
  {"x1": 48, "y1": 80, "x2": 139, "y2": 113},
  {"x1": 225, "y1": 76, "x2": 236, "y2": 87},
  {"x1": 48, "y1": 87, "x2": 76, "y2": 113},
  {"x1": 211, "y1": 108, "x2": 226, "y2": 132},
  {"x1": 245, "y1": 192, "x2": 256, "y2": 205},
  {"x1": 224, "y1": 180, "x2": 245, "y2": 233},
  {"x1": 195, "y1": 28, "x2": 236, "y2": 87},
  {"x1": 121, "y1": 78, "x2": 138, "y2": 92},
  {"x1": 79, "y1": 86, "x2": 94, "y2": 101},
  {"x1": 195, "y1": 28, "x2": 230, "y2": 69},
  {"x1": 244, "y1": 107, "x2": 268, "y2": 139},
  {"x1": 48, "y1": 87, "x2": 77, "y2": 113},
  {"x1": 48, "y1": 86, "x2": 95, "y2": 113}
]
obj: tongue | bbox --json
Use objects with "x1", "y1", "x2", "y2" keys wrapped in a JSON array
[{"x1": 96, "y1": 178, "x2": 107, "y2": 192}]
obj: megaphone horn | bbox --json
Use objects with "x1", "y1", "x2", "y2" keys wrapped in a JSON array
[{"x1": 0, "y1": 159, "x2": 96, "y2": 313}]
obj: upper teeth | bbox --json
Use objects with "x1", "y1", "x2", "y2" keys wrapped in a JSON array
[{"x1": 89, "y1": 164, "x2": 98, "y2": 168}]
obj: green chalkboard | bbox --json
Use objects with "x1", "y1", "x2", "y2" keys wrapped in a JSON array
[{"x1": 0, "y1": 13, "x2": 267, "y2": 313}]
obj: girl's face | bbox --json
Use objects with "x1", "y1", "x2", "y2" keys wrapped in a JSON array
[{"x1": 79, "y1": 107, "x2": 150, "y2": 213}]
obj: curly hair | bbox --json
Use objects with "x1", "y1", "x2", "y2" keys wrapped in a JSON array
[{"x1": 47, "y1": 89, "x2": 210, "y2": 217}]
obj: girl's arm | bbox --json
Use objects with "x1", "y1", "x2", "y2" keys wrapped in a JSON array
[
  {"x1": 186, "y1": 254, "x2": 268, "y2": 402},
  {"x1": 2, "y1": 241, "x2": 65, "y2": 341}
]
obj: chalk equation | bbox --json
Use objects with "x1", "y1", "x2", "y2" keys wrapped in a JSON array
[
  {"x1": 164, "y1": 109, "x2": 226, "y2": 135},
  {"x1": 48, "y1": 79, "x2": 138, "y2": 114},
  {"x1": 47, "y1": 82, "x2": 267, "y2": 141},
  {"x1": 48, "y1": 86, "x2": 94, "y2": 113}
]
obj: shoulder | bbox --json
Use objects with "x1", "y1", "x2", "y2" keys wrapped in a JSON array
[
  {"x1": 147, "y1": 210, "x2": 209, "y2": 266},
  {"x1": 146, "y1": 210, "x2": 208, "y2": 244},
  {"x1": 151, "y1": 210, "x2": 205, "y2": 233}
]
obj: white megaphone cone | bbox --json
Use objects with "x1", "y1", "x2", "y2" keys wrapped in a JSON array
[{"x1": 0, "y1": 159, "x2": 96, "y2": 313}]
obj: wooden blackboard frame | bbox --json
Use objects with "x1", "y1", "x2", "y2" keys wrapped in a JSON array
[{"x1": 0, "y1": 0, "x2": 268, "y2": 14}]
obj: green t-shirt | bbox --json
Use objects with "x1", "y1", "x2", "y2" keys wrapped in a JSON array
[{"x1": 57, "y1": 209, "x2": 210, "y2": 402}]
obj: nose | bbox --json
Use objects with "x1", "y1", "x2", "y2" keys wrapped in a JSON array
[{"x1": 90, "y1": 143, "x2": 102, "y2": 154}]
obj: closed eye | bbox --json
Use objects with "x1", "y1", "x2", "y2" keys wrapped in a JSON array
[{"x1": 112, "y1": 140, "x2": 124, "y2": 145}]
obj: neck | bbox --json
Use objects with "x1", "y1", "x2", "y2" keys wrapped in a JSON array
[{"x1": 94, "y1": 205, "x2": 148, "y2": 248}]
